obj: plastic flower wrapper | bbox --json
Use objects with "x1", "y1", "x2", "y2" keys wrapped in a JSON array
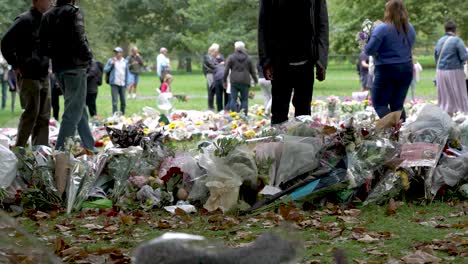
[
  {"x1": 326, "y1": 96, "x2": 341, "y2": 119},
  {"x1": 347, "y1": 138, "x2": 400, "y2": 189},
  {"x1": 431, "y1": 152, "x2": 468, "y2": 196},
  {"x1": 67, "y1": 155, "x2": 93, "y2": 214},
  {"x1": 32, "y1": 146, "x2": 57, "y2": 193},
  {"x1": 364, "y1": 168, "x2": 414, "y2": 205},
  {"x1": 106, "y1": 122, "x2": 148, "y2": 148},
  {"x1": 106, "y1": 147, "x2": 143, "y2": 202},
  {"x1": 458, "y1": 117, "x2": 468, "y2": 146},
  {"x1": 0, "y1": 211, "x2": 62, "y2": 264},
  {"x1": 275, "y1": 135, "x2": 324, "y2": 187},
  {"x1": 73, "y1": 153, "x2": 108, "y2": 211},
  {"x1": 198, "y1": 143, "x2": 258, "y2": 212},
  {"x1": 12, "y1": 147, "x2": 35, "y2": 182},
  {"x1": 356, "y1": 19, "x2": 383, "y2": 49},
  {"x1": 0, "y1": 145, "x2": 18, "y2": 189}
]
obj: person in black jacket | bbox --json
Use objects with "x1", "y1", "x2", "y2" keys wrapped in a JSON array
[
  {"x1": 1, "y1": 0, "x2": 52, "y2": 147},
  {"x1": 86, "y1": 60, "x2": 103, "y2": 117},
  {"x1": 258, "y1": 0, "x2": 329, "y2": 125},
  {"x1": 40, "y1": 0, "x2": 95, "y2": 152}
]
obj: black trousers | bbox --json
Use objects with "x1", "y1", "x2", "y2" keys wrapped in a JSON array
[
  {"x1": 51, "y1": 86, "x2": 61, "y2": 121},
  {"x1": 271, "y1": 62, "x2": 314, "y2": 124},
  {"x1": 86, "y1": 92, "x2": 98, "y2": 117},
  {"x1": 214, "y1": 79, "x2": 229, "y2": 112}
]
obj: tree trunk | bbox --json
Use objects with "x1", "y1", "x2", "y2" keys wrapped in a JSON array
[
  {"x1": 177, "y1": 55, "x2": 186, "y2": 71},
  {"x1": 185, "y1": 57, "x2": 192, "y2": 72}
]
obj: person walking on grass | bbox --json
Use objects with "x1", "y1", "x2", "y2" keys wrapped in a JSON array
[
  {"x1": 156, "y1": 47, "x2": 170, "y2": 86},
  {"x1": 2, "y1": 0, "x2": 52, "y2": 147},
  {"x1": 104, "y1": 47, "x2": 130, "y2": 115},
  {"x1": 365, "y1": 0, "x2": 416, "y2": 121},
  {"x1": 435, "y1": 21, "x2": 468, "y2": 116},
  {"x1": 223, "y1": 41, "x2": 258, "y2": 115},
  {"x1": 160, "y1": 74, "x2": 173, "y2": 93},
  {"x1": 40, "y1": 0, "x2": 95, "y2": 152},
  {"x1": 127, "y1": 47, "x2": 144, "y2": 99}
]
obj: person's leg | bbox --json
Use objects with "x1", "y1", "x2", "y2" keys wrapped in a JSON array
[
  {"x1": 271, "y1": 65, "x2": 294, "y2": 124},
  {"x1": 111, "y1": 84, "x2": 119, "y2": 114},
  {"x1": 76, "y1": 105, "x2": 95, "y2": 150},
  {"x1": 1, "y1": 80, "x2": 7, "y2": 110},
  {"x1": 229, "y1": 83, "x2": 240, "y2": 112},
  {"x1": 389, "y1": 63, "x2": 414, "y2": 121},
  {"x1": 214, "y1": 79, "x2": 224, "y2": 112},
  {"x1": 30, "y1": 78, "x2": 51, "y2": 146},
  {"x1": 16, "y1": 78, "x2": 41, "y2": 147},
  {"x1": 51, "y1": 86, "x2": 60, "y2": 120},
  {"x1": 239, "y1": 84, "x2": 249, "y2": 115},
  {"x1": 86, "y1": 92, "x2": 97, "y2": 117},
  {"x1": 371, "y1": 65, "x2": 393, "y2": 119},
  {"x1": 224, "y1": 89, "x2": 229, "y2": 111},
  {"x1": 55, "y1": 69, "x2": 88, "y2": 150},
  {"x1": 206, "y1": 73, "x2": 215, "y2": 110},
  {"x1": 292, "y1": 63, "x2": 314, "y2": 117},
  {"x1": 119, "y1": 85, "x2": 126, "y2": 115},
  {"x1": 11, "y1": 91, "x2": 16, "y2": 112},
  {"x1": 133, "y1": 74, "x2": 139, "y2": 98}
]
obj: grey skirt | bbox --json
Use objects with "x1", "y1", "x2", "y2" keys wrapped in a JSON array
[{"x1": 436, "y1": 69, "x2": 468, "y2": 113}]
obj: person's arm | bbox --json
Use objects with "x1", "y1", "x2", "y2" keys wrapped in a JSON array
[
  {"x1": 223, "y1": 57, "x2": 231, "y2": 85},
  {"x1": 72, "y1": 8, "x2": 93, "y2": 62},
  {"x1": 315, "y1": 0, "x2": 329, "y2": 72},
  {"x1": 103, "y1": 59, "x2": 113, "y2": 73},
  {"x1": 361, "y1": 60, "x2": 369, "y2": 68},
  {"x1": 456, "y1": 39, "x2": 468, "y2": 61},
  {"x1": 249, "y1": 59, "x2": 258, "y2": 84},
  {"x1": 365, "y1": 26, "x2": 384, "y2": 57},
  {"x1": 1, "y1": 16, "x2": 25, "y2": 70},
  {"x1": 258, "y1": 0, "x2": 273, "y2": 68}
]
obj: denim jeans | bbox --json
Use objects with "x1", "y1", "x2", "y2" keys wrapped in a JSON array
[
  {"x1": 16, "y1": 77, "x2": 51, "y2": 147},
  {"x1": 55, "y1": 69, "x2": 95, "y2": 150},
  {"x1": 372, "y1": 62, "x2": 412, "y2": 121},
  {"x1": 229, "y1": 83, "x2": 249, "y2": 114},
  {"x1": 111, "y1": 85, "x2": 126, "y2": 114},
  {"x1": 1, "y1": 80, "x2": 7, "y2": 110},
  {"x1": 86, "y1": 92, "x2": 97, "y2": 117}
]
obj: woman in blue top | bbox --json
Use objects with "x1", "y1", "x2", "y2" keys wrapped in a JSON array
[
  {"x1": 434, "y1": 21, "x2": 468, "y2": 116},
  {"x1": 365, "y1": 0, "x2": 416, "y2": 121}
]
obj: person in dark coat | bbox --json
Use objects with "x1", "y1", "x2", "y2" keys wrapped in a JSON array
[
  {"x1": 258, "y1": 0, "x2": 329, "y2": 125},
  {"x1": 1, "y1": 0, "x2": 53, "y2": 147},
  {"x1": 86, "y1": 60, "x2": 103, "y2": 117}
]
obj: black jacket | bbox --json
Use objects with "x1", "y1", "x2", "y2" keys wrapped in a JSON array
[
  {"x1": 1, "y1": 8, "x2": 49, "y2": 79},
  {"x1": 87, "y1": 60, "x2": 103, "y2": 94},
  {"x1": 223, "y1": 49, "x2": 258, "y2": 86},
  {"x1": 203, "y1": 54, "x2": 217, "y2": 75},
  {"x1": 40, "y1": 2, "x2": 93, "y2": 72},
  {"x1": 258, "y1": 0, "x2": 329, "y2": 68}
]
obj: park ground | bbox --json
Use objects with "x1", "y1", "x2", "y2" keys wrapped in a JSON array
[{"x1": 3, "y1": 60, "x2": 467, "y2": 263}]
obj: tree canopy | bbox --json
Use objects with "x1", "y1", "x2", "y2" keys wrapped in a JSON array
[{"x1": 0, "y1": 0, "x2": 465, "y2": 64}]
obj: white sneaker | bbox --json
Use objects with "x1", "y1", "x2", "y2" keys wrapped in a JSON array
[{"x1": 133, "y1": 94, "x2": 137, "y2": 99}]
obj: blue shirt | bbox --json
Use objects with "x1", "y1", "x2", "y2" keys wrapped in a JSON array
[
  {"x1": 365, "y1": 23, "x2": 416, "y2": 66},
  {"x1": 434, "y1": 34, "x2": 467, "y2": 70}
]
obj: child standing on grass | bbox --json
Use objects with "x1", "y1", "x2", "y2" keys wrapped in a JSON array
[
  {"x1": 410, "y1": 59, "x2": 423, "y2": 102},
  {"x1": 161, "y1": 74, "x2": 174, "y2": 93}
]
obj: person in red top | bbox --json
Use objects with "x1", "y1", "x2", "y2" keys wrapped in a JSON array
[{"x1": 160, "y1": 74, "x2": 173, "y2": 93}]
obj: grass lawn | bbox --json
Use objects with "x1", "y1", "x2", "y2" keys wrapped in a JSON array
[
  {"x1": 0, "y1": 68, "x2": 438, "y2": 128},
  {"x1": 17, "y1": 200, "x2": 467, "y2": 263}
]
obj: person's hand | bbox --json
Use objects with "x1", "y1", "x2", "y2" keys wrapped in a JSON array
[
  {"x1": 316, "y1": 65, "x2": 326, "y2": 82},
  {"x1": 111, "y1": 58, "x2": 116, "y2": 65},
  {"x1": 223, "y1": 82, "x2": 227, "y2": 89},
  {"x1": 263, "y1": 64, "x2": 273, "y2": 80}
]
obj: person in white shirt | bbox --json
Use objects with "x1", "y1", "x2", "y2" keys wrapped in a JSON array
[
  {"x1": 104, "y1": 47, "x2": 130, "y2": 115},
  {"x1": 156, "y1": 47, "x2": 170, "y2": 86},
  {"x1": 410, "y1": 59, "x2": 423, "y2": 102}
]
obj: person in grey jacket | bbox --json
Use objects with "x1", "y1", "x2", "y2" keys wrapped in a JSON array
[
  {"x1": 258, "y1": 0, "x2": 329, "y2": 124},
  {"x1": 223, "y1": 41, "x2": 258, "y2": 115}
]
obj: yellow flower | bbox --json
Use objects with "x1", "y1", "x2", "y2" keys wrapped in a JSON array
[
  {"x1": 244, "y1": 130, "x2": 256, "y2": 138},
  {"x1": 143, "y1": 128, "x2": 150, "y2": 135},
  {"x1": 168, "y1": 123, "x2": 176, "y2": 130},
  {"x1": 229, "y1": 112, "x2": 237, "y2": 117},
  {"x1": 257, "y1": 110, "x2": 264, "y2": 116},
  {"x1": 195, "y1": 121, "x2": 204, "y2": 126},
  {"x1": 231, "y1": 123, "x2": 238, "y2": 129},
  {"x1": 159, "y1": 121, "x2": 166, "y2": 127}
]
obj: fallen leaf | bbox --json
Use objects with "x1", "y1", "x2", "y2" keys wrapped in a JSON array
[
  {"x1": 234, "y1": 231, "x2": 254, "y2": 241},
  {"x1": 386, "y1": 199, "x2": 398, "y2": 216},
  {"x1": 156, "y1": 220, "x2": 172, "y2": 229},
  {"x1": 82, "y1": 224, "x2": 104, "y2": 230},
  {"x1": 119, "y1": 214, "x2": 133, "y2": 225},
  {"x1": 337, "y1": 216, "x2": 360, "y2": 224},
  {"x1": 344, "y1": 209, "x2": 361, "y2": 218},
  {"x1": 401, "y1": 250, "x2": 442, "y2": 264},
  {"x1": 61, "y1": 247, "x2": 84, "y2": 257},
  {"x1": 55, "y1": 225, "x2": 71, "y2": 232},
  {"x1": 366, "y1": 249, "x2": 389, "y2": 257},
  {"x1": 420, "y1": 221, "x2": 438, "y2": 228},
  {"x1": 34, "y1": 211, "x2": 50, "y2": 221},
  {"x1": 357, "y1": 235, "x2": 379, "y2": 244},
  {"x1": 104, "y1": 225, "x2": 119, "y2": 232}
]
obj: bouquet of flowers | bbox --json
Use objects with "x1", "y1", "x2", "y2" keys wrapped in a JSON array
[
  {"x1": 327, "y1": 96, "x2": 341, "y2": 118},
  {"x1": 356, "y1": 19, "x2": 382, "y2": 49}
]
